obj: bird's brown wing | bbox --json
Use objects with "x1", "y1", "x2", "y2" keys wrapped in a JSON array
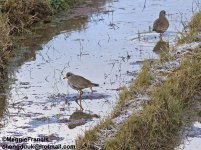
[
  {"x1": 69, "y1": 75, "x2": 92, "y2": 90},
  {"x1": 153, "y1": 18, "x2": 169, "y2": 33}
]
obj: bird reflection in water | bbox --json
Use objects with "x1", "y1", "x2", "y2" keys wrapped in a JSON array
[{"x1": 153, "y1": 40, "x2": 169, "y2": 53}]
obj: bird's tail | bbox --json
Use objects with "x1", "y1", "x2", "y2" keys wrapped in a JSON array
[{"x1": 91, "y1": 83, "x2": 99, "y2": 87}]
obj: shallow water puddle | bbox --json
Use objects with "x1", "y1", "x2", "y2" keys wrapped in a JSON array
[
  {"x1": 177, "y1": 122, "x2": 201, "y2": 150},
  {"x1": 0, "y1": 0, "x2": 198, "y2": 147}
]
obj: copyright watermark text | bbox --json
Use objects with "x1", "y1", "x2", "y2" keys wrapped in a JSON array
[
  {"x1": 2, "y1": 136, "x2": 48, "y2": 143},
  {"x1": 1, "y1": 136, "x2": 75, "y2": 149}
]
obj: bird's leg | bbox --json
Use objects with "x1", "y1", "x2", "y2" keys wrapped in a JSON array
[
  {"x1": 79, "y1": 90, "x2": 84, "y2": 110},
  {"x1": 75, "y1": 98, "x2": 78, "y2": 104},
  {"x1": 75, "y1": 92, "x2": 79, "y2": 104},
  {"x1": 90, "y1": 87, "x2": 93, "y2": 94},
  {"x1": 89, "y1": 87, "x2": 94, "y2": 100},
  {"x1": 75, "y1": 90, "x2": 84, "y2": 110},
  {"x1": 79, "y1": 90, "x2": 83, "y2": 98},
  {"x1": 79, "y1": 100, "x2": 84, "y2": 111},
  {"x1": 75, "y1": 99, "x2": 84, "y2": 111},
  {"x1": 79, "y1": 90, "x2": 83, "y2": 103},
  {"x1": 160, "y1": 33, "x2": 163, "y2": 41},
  {"x1": 75, "y1": 91, "x2": 79, "y2": 104},
  {"x1": 76, "y1": 90, "x2": 82, "y2": 103}
]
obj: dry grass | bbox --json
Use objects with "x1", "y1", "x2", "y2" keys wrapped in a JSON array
[
  {"x1": 134, "y1": 61, "x2": 153, "y2": 90},
  {"x1": 76, "y1": 118, "x2": 114, "y2": 150},
  {"x1": 0, "y1": 0, "x2": 52, "y2": 33},
  {"x1": 0, "y1": 14, "x2": 12, "y2": 69},
  {"x1": 0, "y1": 14, "x2": 10, "y2": 50},
  {"x1": 0, "y1": 0, "x2": 81, "y2": 34},
  {"x1": 178, "y1": 11, "x2": 201, "y2": 44},
  {"x1": 0, "y1": 14, "x2": 11, "y2": 48},
  {"x1": 189, "y1": 11, "x2": 201, "y2": 32},
  {"x1": 0, "y1": 0, "x2": 80, "y2": 70}
]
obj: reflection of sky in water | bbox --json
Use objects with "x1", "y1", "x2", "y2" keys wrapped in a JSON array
[
  {"x1": 0, "y1": 0, "x2": 198, "y2": 147},
  {"x1": 177, "y1": 122, "x2": 201, "y2": 150}
]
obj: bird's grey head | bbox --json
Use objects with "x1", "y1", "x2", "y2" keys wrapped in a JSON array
[
  {"x1": 66, "y1": 72, "x2": 74, "y2": 78},
  {"x1": 63, "y1": 72, "x2": 74, "y2": 79},
  {"x1": 159, "y1": 10, "x2": 166, "y2": 17}
]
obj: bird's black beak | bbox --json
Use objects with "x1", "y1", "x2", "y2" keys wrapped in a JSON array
[{"x1": 63, "y1": 77, "x2": 67, "y2": 79}]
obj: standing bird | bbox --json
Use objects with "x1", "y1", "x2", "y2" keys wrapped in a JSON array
[
  {"x1": 63, "y1": 72, "x2": 99, "y2": 109},
  {"x1": 153, "y1": 10, "x2": 169, "y2": 41}
]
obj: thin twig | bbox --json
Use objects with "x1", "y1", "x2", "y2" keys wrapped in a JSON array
[{"x1": 142, "y1": 0, "x2": 147, "y2": 11}]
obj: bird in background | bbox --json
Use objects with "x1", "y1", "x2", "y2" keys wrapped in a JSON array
[
  {"x1": 153, "y1": 10, "x2": 169, "y2": 41},
  {"x1": 63, "y1": 72, "x2": 99, "y2": 110}
]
